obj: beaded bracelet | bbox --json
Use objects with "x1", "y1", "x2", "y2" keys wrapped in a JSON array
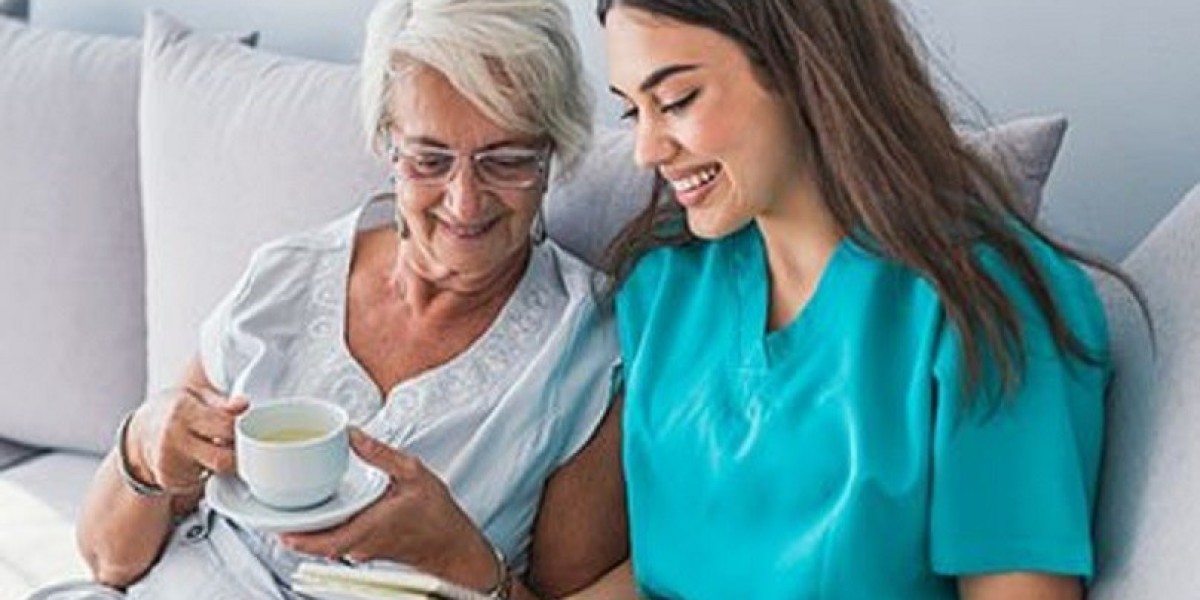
[{"x1": 115, "y1": 411, "x2": 166, "y2": 497}]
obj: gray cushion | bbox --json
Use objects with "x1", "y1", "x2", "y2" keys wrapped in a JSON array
[
  {"x1": 966, "y1": 114, "x2": 1067, "y2": 220},
  {"x1": 1089, "y1": 183, "x2": 1200, "y2": 598},
  {"x1": 545, "y1": 126, "x2": 655, "y2": 268},
  {"x1": 0, "y1": 0, "x2": 28, "y2": 20},
  {"x1": 0, "y1": 19, "x2": 145, "y2": 454},
  {"x1": 546, "y1": 115, "x2": 1068, "y2": 268},
  {"x1": 139, "y1": 10, "x2": 385, "y2": 393},
  {"x1": 0, "y1": 438, "x2": 39, "y2": 470}
]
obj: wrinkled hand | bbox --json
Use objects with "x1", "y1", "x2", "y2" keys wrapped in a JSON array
[
  {"x1": 280, "y1": 429, "x2": 497, "y2": 589},
  {"x1": 129, "y1": 386, "x2": 247, "y2": 494}
]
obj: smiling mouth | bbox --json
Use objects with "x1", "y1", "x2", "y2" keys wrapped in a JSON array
[
  {"x1": 668, "y1": 164, "x2": 722, "y2": 193},
  {"x1": 440, "y1": 217, "x2": 499, "y2": 240}
]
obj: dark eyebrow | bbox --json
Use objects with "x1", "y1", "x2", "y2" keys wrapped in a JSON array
[{"x1": 609, "y1": 63, "x2": 701, "y2": 98}]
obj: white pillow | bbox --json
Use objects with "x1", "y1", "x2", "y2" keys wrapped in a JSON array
[
  {"x1": 1090, "y1": 183, "x2": 1200, "y2": 599},
  {"x1": 139, "y1": 10, "x2": 385, "y2": 393},
  {"x1": 0, "y1": 19, "x2": 145, "y2": 454}
]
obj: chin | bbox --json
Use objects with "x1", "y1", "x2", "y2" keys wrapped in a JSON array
[{"x1": 686, "y1": 212, "x2": 749, "y2": 241}]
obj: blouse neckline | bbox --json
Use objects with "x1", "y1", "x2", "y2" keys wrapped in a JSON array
[{"x1": 327, "y1": 196, "x2": 559, "y2": 439}]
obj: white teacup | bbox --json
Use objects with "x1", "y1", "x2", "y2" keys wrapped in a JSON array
[{"x1": 235, "y1": 398, "x2": 349, "y2": 510}]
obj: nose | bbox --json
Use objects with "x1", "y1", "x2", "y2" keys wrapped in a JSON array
[
  {"x1": 632, "y1": 117, "x2": 676, "y2": 169},
  {"x1": 443, "y1": 163, "x2": 486, "y2": 220}
]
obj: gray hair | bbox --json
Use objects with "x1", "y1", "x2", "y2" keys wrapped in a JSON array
[{"x1": 360, "y1": 0, "x2": 592, "y2": 176}]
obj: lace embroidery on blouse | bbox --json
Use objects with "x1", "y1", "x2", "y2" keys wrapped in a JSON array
[{"x1": 280, "y1": 198, "x2": 561, "y2": 446}]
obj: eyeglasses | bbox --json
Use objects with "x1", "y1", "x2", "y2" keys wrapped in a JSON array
[{"x1": 389, "y1": 142, "x2": 551, "y2": 190}]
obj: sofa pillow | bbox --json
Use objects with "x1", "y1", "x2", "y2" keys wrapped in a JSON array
[
  {"x1": 546, "y1": 115, "x2": 1068, "y2": 268},
  {"x1": 0, "y1": 439, "x2": 38, "y2": 471},
  {"x1": 0, "y1": 19, "x2": 145, "y2": 454},
  {"x1": 139, "y1": 10, "x2": 385, "y2": 393},
  {"x1": 965, "y1": 114, "x2": 1067, "y2": 220},
  {"x1": 1089, "y1": 183, "x2": 1200, "y2": 599},
  {"x1": 0, "y1": 0, "x2": 28, "y2": 20}
]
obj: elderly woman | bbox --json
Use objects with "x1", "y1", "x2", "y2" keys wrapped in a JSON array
[{"x1": 74, "y1": 0, "x2": 625, "y2": 598}]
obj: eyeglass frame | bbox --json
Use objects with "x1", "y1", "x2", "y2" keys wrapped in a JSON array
[{"x1": 384, "y1": 133, "x2": 553, "y2": 191}]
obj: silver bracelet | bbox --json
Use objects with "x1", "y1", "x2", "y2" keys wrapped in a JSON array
[
  {"x1": 115, "y1": 411, "x2": 166, "y2": 497},
  {"x1": 480, "y1": 542, "x2": 513, "y2": 600}
]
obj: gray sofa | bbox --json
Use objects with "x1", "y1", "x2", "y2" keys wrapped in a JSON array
[{"x1": 2, "y1": 5, "x2": 1198, "y2": 599}]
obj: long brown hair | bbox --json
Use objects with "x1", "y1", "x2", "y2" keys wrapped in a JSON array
[{"x1": 597, "y1": 0, "x2": 1149, "y2": 401}]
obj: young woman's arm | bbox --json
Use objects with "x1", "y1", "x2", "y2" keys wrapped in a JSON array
[{"x1": 960, "y1": 573, "x2": 1082, "y2": 600}]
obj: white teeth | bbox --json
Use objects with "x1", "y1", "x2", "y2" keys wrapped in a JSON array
[
  {"x1": 670, "y1": 165, "x2": 720, "y2": 193},
  {"x1": 447, "y1": 222, "x2": 490, "y2": 237}
]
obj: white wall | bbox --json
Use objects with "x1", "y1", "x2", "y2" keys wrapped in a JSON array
[
  {"x1": 33, "y1": 0, "x2": 1199, "y2": 260},
  {"x1": 903, "y1": 0, "x2": 1200, "y2": 259}
]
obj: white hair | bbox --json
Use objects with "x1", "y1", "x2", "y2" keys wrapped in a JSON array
[{"x1": 360, "y1": 0, "x2": 593, "y2": 176}]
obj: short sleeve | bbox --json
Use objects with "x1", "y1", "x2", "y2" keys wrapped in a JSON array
[
  {"x1": 197, "y1": 262, "x2": 253, "y2": 394},
  {"x1": 550, "y1": 302, "x2": 621, "y2": 467},
  {"x1": 929, "y1": 243, "x2": 1111, "y2": 578},
  {"x1": 543, "y1": 248, "x2": 622, "y2": 468}
]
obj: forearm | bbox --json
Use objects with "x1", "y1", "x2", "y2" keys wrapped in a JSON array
[
  {"x1": 556, "y1": 560, "x2": 636, "y2": 600},
  {"x1": 958, "y1": 572, "x2": 1083, "y2": 599},
  {"x1": 76, "y1": 450, "x2": 179, "y2": 588},
  {"x1": 440, "y1": 546, "x2": 633, "y2": 600}
]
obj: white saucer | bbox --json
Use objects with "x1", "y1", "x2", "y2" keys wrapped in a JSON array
[{"x1": 206, "y1": 456, "x2": 389, "y2": 534}]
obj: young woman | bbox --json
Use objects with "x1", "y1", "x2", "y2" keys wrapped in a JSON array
[{"x1": 594, "y1": 0, "x2": 1141, "y2": 598}]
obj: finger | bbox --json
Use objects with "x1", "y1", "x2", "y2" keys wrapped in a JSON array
[
  {"x1": 179, "y1": 434, "x2": 237, "y2": 475},
  {"x1": 155, "y1": 453, "x2": 215, "y2": 493},
  {"x1": 191, "y1": 385, "x2": 250, "y2": 415},
  {"x1": 181, "y1": 396, "x2": 241, "y2": 443},
  {"x1": 350, "y1": 428, "x2": 420, "y2": 479},
  {"x1": 223, "y1": 395, "x2": 250, "y2": 415},
  {"x1": 280, "y1": 517, "x2": 368, "y2": 560}
]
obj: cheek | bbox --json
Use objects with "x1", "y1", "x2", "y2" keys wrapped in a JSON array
[
  {"x1": 398, "y1": 188, "x2": 438, "y2": 218},
  {"x1": 505, "y1": 194, "x2": 542, "y2": 226},
  {"x1": 677, "y1": 104, "x2": 740, "y2": 158}
]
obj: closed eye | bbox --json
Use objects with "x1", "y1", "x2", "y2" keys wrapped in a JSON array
[
  {"x1": 618, "y1": 102, "x2": 640, "y2": 123},
  {"x1": 413, "y1": 154, "x2": 452, "y2": 169},
  {"x1": 661, "y1": 89, "x2": 700, "y2": 115}
]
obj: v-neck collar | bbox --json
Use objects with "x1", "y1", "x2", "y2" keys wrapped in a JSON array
[
  {"x1": 328, "y1": 196, "x2": 559, "y2": 435},
  {"x1": 733, "y1": 224, "x2": 852, "y2": 370}
]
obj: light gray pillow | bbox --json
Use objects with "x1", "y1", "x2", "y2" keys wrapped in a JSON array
[
  {"x1": 1089, "y1": 183, "x2": 1200, "y2": 599},
  {"x1": 965, "y1": 113, "x2": 1068, "y2": 219},
  {"x1": 0, "y1": 18, "x2": 145, "y2": 454},
  {"x1": 546, "y1": 115, "x2": 1068, "y2": 268},
  {"x1": 0, "y1": 438, "x2": 39, "y2": 470},
  {"x1": 139, "y1": 10, "x2": 385, "y2": 393},
  {"x1": 0, "y1": 0, "x2": 28, "y2": 20}
]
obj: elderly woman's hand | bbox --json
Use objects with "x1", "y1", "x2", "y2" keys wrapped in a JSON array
[
  {"x1": 279, "y1": 429, "x2": 501, "y2": 591},
  {"x1": 129, "y1": 385, "x2": 247, "y2": 494}
]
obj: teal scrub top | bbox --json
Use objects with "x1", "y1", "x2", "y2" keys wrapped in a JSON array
[{"x1": 615, "y1": 224, "x2": 1110, "y2": 600}]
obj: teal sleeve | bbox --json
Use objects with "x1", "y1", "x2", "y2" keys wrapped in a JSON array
[{"x1": 929, "y1": 243, "x2": 1110, "y2": 578}]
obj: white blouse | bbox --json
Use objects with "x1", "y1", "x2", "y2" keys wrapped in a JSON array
[{"x1": 197, "y1": 195, "x2": 618, "y2": 583}]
